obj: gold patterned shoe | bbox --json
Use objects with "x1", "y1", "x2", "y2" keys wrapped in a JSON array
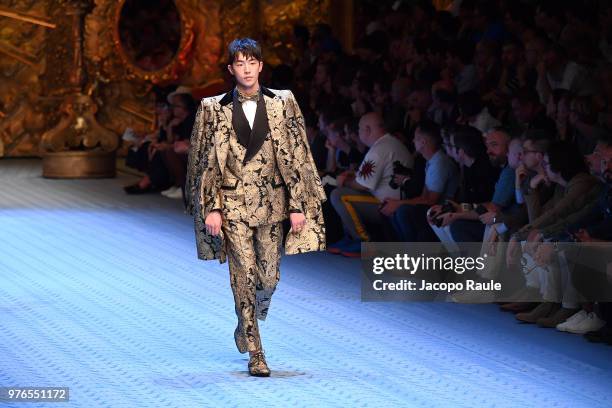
[
  {"x1": 248, "y1": 350, "x2": 271, "y2": 377},
  {"x1": 234, "y1": 325, "x2": 248, "y2": 354}
]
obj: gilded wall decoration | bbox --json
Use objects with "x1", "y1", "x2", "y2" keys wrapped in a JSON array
[
  {"x1": 0, "y1": 0, "x2": 334, "y2": 157},
  {"x1": 0, "y1": 0, "x2": 54, "y2": 156}
]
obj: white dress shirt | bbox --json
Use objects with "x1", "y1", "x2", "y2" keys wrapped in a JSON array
[{"x1": 242, "y1": 100, "x2": 257, "y2": 129}]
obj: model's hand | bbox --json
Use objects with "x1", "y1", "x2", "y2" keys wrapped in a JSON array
[
  {"x1": 290, "y1": 212, "x2": 306, "y2": 233},
  {"x1": 205, "y1": 210, "x2": 222, "y2": 236}
]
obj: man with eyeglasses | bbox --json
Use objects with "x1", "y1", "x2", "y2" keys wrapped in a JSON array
[{"x1": 514, "y1": 131, "x2": 555, "y2": 222}]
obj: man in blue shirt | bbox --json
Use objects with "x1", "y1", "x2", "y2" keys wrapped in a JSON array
[{"x1": 381, "y1": 120, "x2": 459, "y2": 241}]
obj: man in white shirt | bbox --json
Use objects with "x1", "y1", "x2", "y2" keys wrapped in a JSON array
[{"x1": 328, "y1": 111, "x2": 413, "y2": 256}]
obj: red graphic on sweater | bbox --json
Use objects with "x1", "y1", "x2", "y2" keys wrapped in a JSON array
[{"x1": 358, "y1": 160, "x2": 376, "y2": 179}]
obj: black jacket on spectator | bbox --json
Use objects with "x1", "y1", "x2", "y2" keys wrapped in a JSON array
[{"x1": 457, "y1": 155, "x2": 500, "y2": 204}]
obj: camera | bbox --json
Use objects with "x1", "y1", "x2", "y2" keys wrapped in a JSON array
[
  {"x1": 431, "y1": 200, "x2": 455, "y2": 227},
  {"x1": 389, "y1": 161, "x2": 413, "y2": 189}
]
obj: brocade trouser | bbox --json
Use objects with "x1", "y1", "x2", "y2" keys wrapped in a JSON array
[{"x1": 222, "y1": 218, "x2": 283, "y2": 353}]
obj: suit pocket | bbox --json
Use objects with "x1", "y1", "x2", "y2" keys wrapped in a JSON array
[{"x1": 220, "y1": 178, "x2": 239, "y2": 190}]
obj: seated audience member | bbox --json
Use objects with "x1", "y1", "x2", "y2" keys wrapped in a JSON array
[
  {"x1": 547, "y1": 89, "x2": 604, "y2": 155},
  {"x1": 436, "y1": 128, "x2": 517, "y2": 243},
  {"x1": 474, "y1": 39, "x2": 502, "y2": 98},
  {"x1": 381, "y1": 120, "x2": 459, "y2": 242},
  {"x1": 457, "y1": 90, "x2": 501, "y2": 134},
  {"x1": 124, "y1": 86, "x2": 196, "y2": 197},
  {"x1": 536, "y1": 41, "x2": 594, "y2": 104},
  {"x1": 445, "y1": 40, "x2": 479, "y2": 94},
  {"x1": 328, "y1": 112, "x2": 414, "y2": 256},
  {"x1": 158, "y1": 88, "x2": 197, "y2": 199},
  {"x1": 511, "y1": 88, "x2": 557, "y2": 139},
  {"x1": 544, "y1": 135, "x2": 612, "y2": 333},
  {"x1": 325, "y1": 118, "x2": 364, "y2": 175},
  {"x1": 428, "y1": 125, "x2": 500, "y2": 248},
  {"x1": 428, "y1": 88, "x2": 459, "y2": 128},
  {"x1": 505, "y1": 141, "x2": 603, "y2": 323},
  {"x1": 124, "y1": 93, "x2": 171, "y2": 175},
  {"x1": 304, "y1": 109, "x2": 328, "y2": 173}
]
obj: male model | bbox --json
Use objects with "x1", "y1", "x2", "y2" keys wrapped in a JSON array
[{"x1": 185, "y1": 38, "x2": 326, "y2": 376}]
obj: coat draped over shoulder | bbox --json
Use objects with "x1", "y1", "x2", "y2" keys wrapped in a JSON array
[{"x1": 185, "y1": 88, "x2": 327, "y2": 263}]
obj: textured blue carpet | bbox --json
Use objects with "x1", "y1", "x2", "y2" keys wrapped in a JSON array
[{"x1": 1, "y1": 159, "x2": 612, "y2": 407}]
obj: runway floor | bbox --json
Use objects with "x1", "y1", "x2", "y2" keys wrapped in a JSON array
[{"x1": 1, "y1": 158, "x2": 612, "y2": 408}]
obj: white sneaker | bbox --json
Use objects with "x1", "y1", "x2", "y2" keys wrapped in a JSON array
[
  {"x1": 564, "y1": 312, "x2": 606, "y2": 334},
  {"x1": 556, "y1": 310, "x2": 588, "y2": 332},
  {"x1": 165, "y1": 187, "x2": 183, "y2": 199},
  {"x1": 161, "y1": 186, "x2": 179, "y2": 197}
]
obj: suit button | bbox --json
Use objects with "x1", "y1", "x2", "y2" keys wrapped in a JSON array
[{"x1": 244, "y1": 182, "x2": 249, "y2": 186}]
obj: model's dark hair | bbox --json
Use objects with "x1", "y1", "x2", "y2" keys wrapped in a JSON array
[
  {"x1": 227, "y1": 38, "x2": 262, "y2": 65},
  {"x1": 547, "y1": 141, "x2": 588, "y2": 182}
]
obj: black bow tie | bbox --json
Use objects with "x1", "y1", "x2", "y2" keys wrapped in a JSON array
[{"x1": 236, "y1": 89, "x2": 260, "y2": 103}]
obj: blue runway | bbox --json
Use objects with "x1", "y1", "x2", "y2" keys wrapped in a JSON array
[{"x1": 1, "y1": 159, "x2": 611, "y2": 407}]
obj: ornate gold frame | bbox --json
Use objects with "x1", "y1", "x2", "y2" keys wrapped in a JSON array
[{"x1": 110, "y1": 0, "x2": 195, "y2": 84}]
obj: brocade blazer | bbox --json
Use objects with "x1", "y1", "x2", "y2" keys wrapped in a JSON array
[{"x1": 185, "y1": 87, "x2": 327, "y2": 263}]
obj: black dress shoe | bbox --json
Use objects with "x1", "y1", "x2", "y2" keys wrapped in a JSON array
[{"x1": 124, "y1": 184, "x2": 153, "y2": 194}]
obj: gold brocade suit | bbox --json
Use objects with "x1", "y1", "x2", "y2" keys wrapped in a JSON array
[{"x1": 185, "y1": 86, "x2": 326, "y2": 353}]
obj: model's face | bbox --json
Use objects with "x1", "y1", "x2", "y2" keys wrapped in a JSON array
[{"x1": 228, "y1": 52, "x2": 263, "y2": 90}]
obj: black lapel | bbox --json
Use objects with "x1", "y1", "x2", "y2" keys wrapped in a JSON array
[
  {"x1": 231, "y1": 89, "x2": 252, "y2": 149},
  {"x1": 219, "y1": 90, "x2": 233, "y2": 106},
  {"x1": 244, "y1": 94, "x2": 270, "y2": 163},
  {"x1": 228, "y1": 86, "x2": 275, "y2": 163},
  {"x1": 260, "y1": 86, "x2": 276, "y2": 98}
]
